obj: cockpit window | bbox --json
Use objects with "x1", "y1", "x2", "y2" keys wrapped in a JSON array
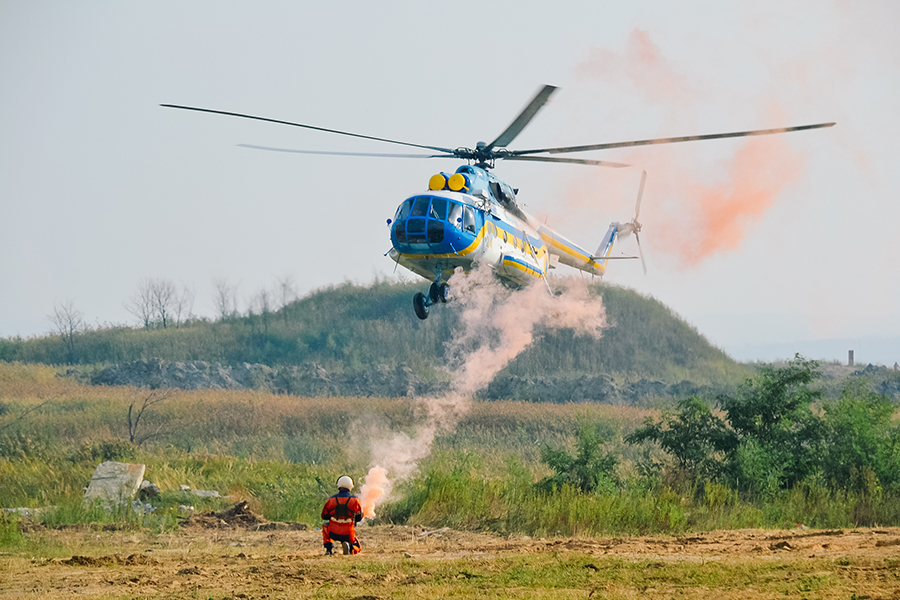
[
  {"x1": 395, "y1": 198, "x2": 413, "y2": 220},
  {"x1": 463, "y1": 206, "x2": 476, "y2": 234},
  {"x1": 410, "y1": 196, "x2": 429, "y2": 217},
  {"x1": 430, "y1": 197, "x2": 448, "y2": 220},
  {"x1": 448, "y1": 202, "x2": 463, "y2": 228}
]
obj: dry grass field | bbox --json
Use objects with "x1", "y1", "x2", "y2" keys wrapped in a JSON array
[{"x1": 2, "y1": 516, "x2": 899, "y2": 599}]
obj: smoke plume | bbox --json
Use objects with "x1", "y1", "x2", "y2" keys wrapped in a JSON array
[
  {"x1": 358, "y1": 267, "x2": 606, "y2": 517},
  {"x1": 566, "y1": 29, "x2": 810, "y2": 266}
]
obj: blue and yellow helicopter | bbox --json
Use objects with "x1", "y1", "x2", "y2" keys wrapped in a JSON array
[{"x1": 163, "y1": 86, "x2": 833, "y2": 319}]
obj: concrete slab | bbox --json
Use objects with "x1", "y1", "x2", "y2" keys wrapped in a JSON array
[{"x1": 84, "y1": 461, "x2": 145, "y2": 504}]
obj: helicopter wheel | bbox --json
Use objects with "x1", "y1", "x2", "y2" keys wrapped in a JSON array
[
  {"x1": 413, "y1": 292, "x2": 429, "y2": 320},
  {"x1": 428, "y1": 283, "x2": 441, "y2": 304},
  {"x1": 438, "y1": 283, "x2": 450, "y2": 303}
]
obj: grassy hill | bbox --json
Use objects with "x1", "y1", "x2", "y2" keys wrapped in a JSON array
[{"x1": 0, "y1": 280, "x2": 748, "y2": 399}]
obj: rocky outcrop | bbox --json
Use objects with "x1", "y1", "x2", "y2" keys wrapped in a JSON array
[
  {"x1": 89, "y1": 359, "x2": 438, "y2": 398},
  {"x1": 83, "y1": 360, "x2": 718, "y2": 403},
  {"x1": 482, "y1": 374, "x2": 710, "y2": 404}
]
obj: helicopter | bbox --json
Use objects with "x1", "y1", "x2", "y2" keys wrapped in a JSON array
[{"x1": 162, "y1": 85, "x2": 834, "y2": 320}]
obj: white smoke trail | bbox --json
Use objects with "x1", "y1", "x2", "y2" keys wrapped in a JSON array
[{"x1": 358, "y1": 266, "x2": 606, "y2": 517}]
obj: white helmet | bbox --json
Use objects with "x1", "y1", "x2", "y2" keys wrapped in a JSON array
[{"x1": 337, "y1": 476, "x2": 353, "y2": 491}]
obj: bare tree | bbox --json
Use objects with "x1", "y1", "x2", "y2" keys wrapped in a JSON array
[
  {"x1": 253, "y1": 286, "x2": 273, "y2": 334},
  {"x1": 127, "y1": 388, "x2": 171, "y2": 446},
  {"x1": 149, "y1": 279, "x2": 176, "y2": 329},
  {"x1": 125, "y1": 278, "x2": 187, "y2": 329},
  {"x1": 212, "y1": 277, "x2": 237, "y2": 320},
  {"x1": 277, "y1": 275, "x2": 297, "y2": 323},
  {"x1": 49, "y1": 299, "x2": 84, "y2": 363},
  {"x1": 124, "y1": 279, "x2": 156, "y2": 329},
  {"x1": 173, "y1": 284, "x2": 195, "y2": 326}
]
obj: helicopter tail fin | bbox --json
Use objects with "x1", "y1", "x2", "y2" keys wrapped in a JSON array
[{"x1": 593, "y1": 223, "x2": 620, "y2": 263}]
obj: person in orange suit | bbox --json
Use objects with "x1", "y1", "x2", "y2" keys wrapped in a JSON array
[{"x1": 321, "y1": 475, "x2": 362, "y2": 555}]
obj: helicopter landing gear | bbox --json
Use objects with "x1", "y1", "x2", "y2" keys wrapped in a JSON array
[
  {"x1": 413, "y1": 292, "x2": 429, "y2": 320},
  {"x1": 429, "y1": 282, "x2": 450, "y2": 304},
  {"x1": 414, "y1": 283, "x2": 450, "y2": 320}
]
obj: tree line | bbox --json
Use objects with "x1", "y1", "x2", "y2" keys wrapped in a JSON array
[
  {"x1": 535, "y1": 356, "x2": 899, "y2": 524},
  {"x1": 3, "y1": 280, "x2": 747, "y2": 393}
]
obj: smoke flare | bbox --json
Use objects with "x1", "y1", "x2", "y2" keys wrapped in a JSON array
[{"x1": 358, "y1": 267, "x2": 606, "y2": 517}]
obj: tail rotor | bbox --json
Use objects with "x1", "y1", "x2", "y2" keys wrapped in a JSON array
[
  {"x1": 633, "y1": 170, "x2": 646, "y2": 274},
  {"x1": 615, "y1": 170, "x2": 647, "y2": 274}
]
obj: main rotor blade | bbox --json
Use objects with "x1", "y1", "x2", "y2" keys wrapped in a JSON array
[
  {"x1": 161, "y1": 104, "x2": 457, "y2": 154},
  {"x1": 486, "y1": 85, "x2": 557, "y2": 151},
  {"x1": 237, "y1": 144, "x2": 454, "y2": 159},
  {"x1": 635, "y1": 170, "x2": 647, "y2": 220},
  {"x1": 504, "y1": 155, "x2": 629, "y2": 168},
  {"x1": 510, "y1": 122, "x2": 836, "y2": 156}
]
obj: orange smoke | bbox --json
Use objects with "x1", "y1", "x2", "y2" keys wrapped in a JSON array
[
  {"x1": 569, "y1": 30, "x2": 809, "y2": 267},
  {"x1": 359, "y1": 466, "x2": 386, "y2": 518},
  {"x1": 356, "y1": 267, "x2": 607, "y2": 518},
  {"x1": 576, "y1": 29, "x2": 693, "y2": 103},
  {"x1": 654, "y1": 132, "x2": 804, "y2": 264}
]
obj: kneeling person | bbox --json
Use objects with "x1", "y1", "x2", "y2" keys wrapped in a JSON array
[{"x1": 321, "y1": 475, "x2": 362, "y2": 555}]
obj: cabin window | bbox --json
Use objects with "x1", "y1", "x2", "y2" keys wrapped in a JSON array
[
  {"x1": 427, "y1": 219, "x2": 444, "y2": 243},
  {"x1": 489, "y1": 182, "x2": 502, "y2": 202},
  {"x1": 448, "y1": 201, "x2": 463, "y2": 228},
  {"x1": 430, "y1": 197, "x2": 448, "y2": 220},
  {"x1": 393, "y1": 220, "x2": 406, "y2": 243},
  {"x1": 463, "y1": 206, "x2": 476, "y2": 233},
  {"x1": 406, "y1": 218, "x2": 426, "y2": 243}
]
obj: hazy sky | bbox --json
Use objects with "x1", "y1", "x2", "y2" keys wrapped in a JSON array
[{"x1": 2, "y1": 1, "x2": 898, "y2": 364}]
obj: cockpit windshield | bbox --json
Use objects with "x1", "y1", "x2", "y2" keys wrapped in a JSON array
[
  {"x1": 410, "y1": 197, "x2": 429, "y2": 217},
  {"x1": 395, "y1": 199, "x2": 412, "y2": 221},
  {"x1": 430, "y1": 197, "x2": 448, "y2": 220},
  {"x1": 393, "y1": 196, "x2": 480, "y2": 249}
]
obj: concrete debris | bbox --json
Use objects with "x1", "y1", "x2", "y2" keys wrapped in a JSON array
[
  {"x1": 178, "y1": 485, "x2": 221, "y2": 498},
  {"x1": 131, "y1": 501, "x2": 156, "y2": 515},
  {"x1": 84, "y1": 462, "x2": 145, "y2": 504},
  {"x1": 3, "y1": 507, "x2": 47, "y2": 519},
  {"x1": 139, "y1": 481, "x2": 160, "y2": 499},
  {"x1": 193, "y1": 490, "x2": 220, "y2": 498}
]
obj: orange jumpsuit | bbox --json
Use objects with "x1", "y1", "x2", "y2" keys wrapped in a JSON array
[{"x1": 321, "y1": 491, "x2": 362, "y2": 554}]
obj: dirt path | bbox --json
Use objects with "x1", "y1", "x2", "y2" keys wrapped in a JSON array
[{"x1": 2, "y1": 523, "x2": 899, "y2": 599}]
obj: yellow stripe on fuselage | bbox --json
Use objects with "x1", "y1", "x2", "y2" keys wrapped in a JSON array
[
  {"x1": 502, "y1": 258, "x2": 543, "y2": 279},
  {"x1": 397, "y1": 224, "x2": 486, "y2": 259},
  {"x1": 539, "y1": 231, "x2": 605, "y2": 270}
]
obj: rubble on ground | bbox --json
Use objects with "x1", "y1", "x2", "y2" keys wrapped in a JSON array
[{"x1": 179, "y1": 500, "x2": 307, "y2": 531}]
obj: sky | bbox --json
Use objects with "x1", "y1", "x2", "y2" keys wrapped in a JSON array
[{"x1": 1, "y1": 1, "x2": 898, "y2": 365}]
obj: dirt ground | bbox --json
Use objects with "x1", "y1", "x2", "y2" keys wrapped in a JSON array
[{"x1": 2, "y1": 513, "x2": 899, "y2": 599}]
